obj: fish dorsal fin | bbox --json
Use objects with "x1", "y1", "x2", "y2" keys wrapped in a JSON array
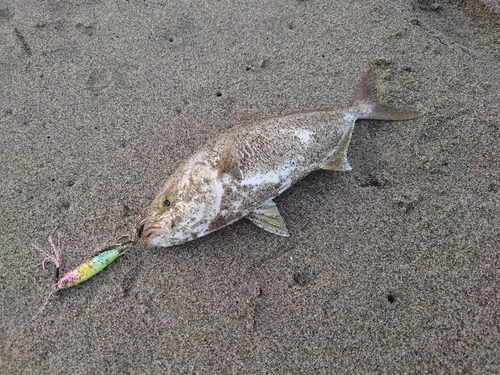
[
  {"x1": 217, "y1": 138, "x2": 241, "y2": 179},
  {"x1": 248, "y1": 199, "x2": 290, "y2": 237},
  {"x1": 322, "y1": 121, "x2": 355, "y2": 171}
]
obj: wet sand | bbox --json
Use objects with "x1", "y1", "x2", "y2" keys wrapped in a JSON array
[{"x1": 1, "y1": 1, "x2": 499, "y2": 373}]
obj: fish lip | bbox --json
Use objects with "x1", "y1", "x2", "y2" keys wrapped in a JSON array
[{"x1": 142, "y1": 224, "x2": 161, "y2": 240}]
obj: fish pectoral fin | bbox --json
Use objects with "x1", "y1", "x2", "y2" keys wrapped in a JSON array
[
  {"x1": 322, "y1": 121, "x2": 354, "y2": 171},
  {"x1": 217, "y1": 138, "x2": 241, "y2": 179},
  {"x1": 248, "y1": 199, "x2": 290, "y2": 237}
]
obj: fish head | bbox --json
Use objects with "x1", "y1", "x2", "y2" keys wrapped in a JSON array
[{"x1": 142, "y1": 162, "x2": 223, "y2": 247}]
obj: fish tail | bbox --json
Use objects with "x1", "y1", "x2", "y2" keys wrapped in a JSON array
[{"x1": 356, "y1": 67, "x2": 423, "y2": 121}]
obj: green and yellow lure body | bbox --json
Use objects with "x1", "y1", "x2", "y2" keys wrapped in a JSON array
[{"x1": 55, "y1": 249, "x2": 122, "y2": 290}]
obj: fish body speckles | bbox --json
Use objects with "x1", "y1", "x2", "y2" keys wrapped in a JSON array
[{"x1": 142, "y1": 68, "x2": 423, "y2": 247}]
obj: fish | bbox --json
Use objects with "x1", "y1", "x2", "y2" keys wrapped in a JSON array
[{"x1": 141, "y1": 68, "x2": 423, "y2": 247}]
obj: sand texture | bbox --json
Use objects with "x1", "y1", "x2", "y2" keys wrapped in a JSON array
[{"x1": 1, "y1": 0, "x2": 499, "y2": 373}]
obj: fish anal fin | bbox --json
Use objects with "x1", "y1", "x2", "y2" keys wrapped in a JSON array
[
  {"x1": 248, "y1": 199, "x2": 290, "y2": 237},
  {"x1": 323, "y1": 150, "x2": 351, "y2": 171},
  {"x1": 323, "y1": 122, "x2": 354, "y2": 171}
]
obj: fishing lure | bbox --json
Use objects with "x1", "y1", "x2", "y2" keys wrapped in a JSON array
[
  {"x1": 30, "y1": 237, "x2": 134, "y2": 320},
  {"x1": 55, "y1": 248, "x2": 123, "y2": 290}
]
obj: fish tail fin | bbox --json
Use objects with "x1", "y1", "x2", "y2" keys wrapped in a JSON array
[{"x1": 356, "y1": 67, "x2": 424, "y2": 121}]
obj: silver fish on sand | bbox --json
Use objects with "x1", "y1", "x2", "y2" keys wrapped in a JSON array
[{"x1": 142, "y1": 68, "x2": 423, "y2": 247}]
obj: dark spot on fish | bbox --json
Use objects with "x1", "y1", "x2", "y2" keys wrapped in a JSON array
[
  {"x1": 162, "y1": 197, "x2": 171, "y2": 207},
  {"x1": 216, "y1": 91, "x2": 222, "y2": 97},
  {"x1": 169, "y1": 37, "x2": 173, "y2": 42},
  {"x1": 245, "y1": 66, "x2": 251, "y2": 71},
  {"x1": 387, "y1": 294, "x2": 395, "y2": 303}
]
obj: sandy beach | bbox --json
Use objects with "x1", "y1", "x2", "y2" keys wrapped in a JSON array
[{"x1": 1, "y1": 0, "x2": 499, "y2": 373}]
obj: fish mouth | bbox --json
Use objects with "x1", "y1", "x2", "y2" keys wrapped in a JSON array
[{"x1": 141, "y1": 218, "x2": 172, "y2": 246}]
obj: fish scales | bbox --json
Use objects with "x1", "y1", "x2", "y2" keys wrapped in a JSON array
[
  {"x1": 218, "y1": 111, "x2": 350, "y2": 200},
  {"x1": 142, "y1": 69, "x2": 422, "y2": 247}
]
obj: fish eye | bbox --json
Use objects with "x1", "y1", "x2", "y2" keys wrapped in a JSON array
[{"x1": 159, "y1": 192, "x2": 175, "y2": 210}]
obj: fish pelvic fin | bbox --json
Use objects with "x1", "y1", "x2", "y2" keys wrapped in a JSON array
[
  {"x1": 248, "y1": 199, "x2": 290, "y2": 237},
  {"x1": 356, "y1": 66, "x2": 424, "y2": 121}
]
